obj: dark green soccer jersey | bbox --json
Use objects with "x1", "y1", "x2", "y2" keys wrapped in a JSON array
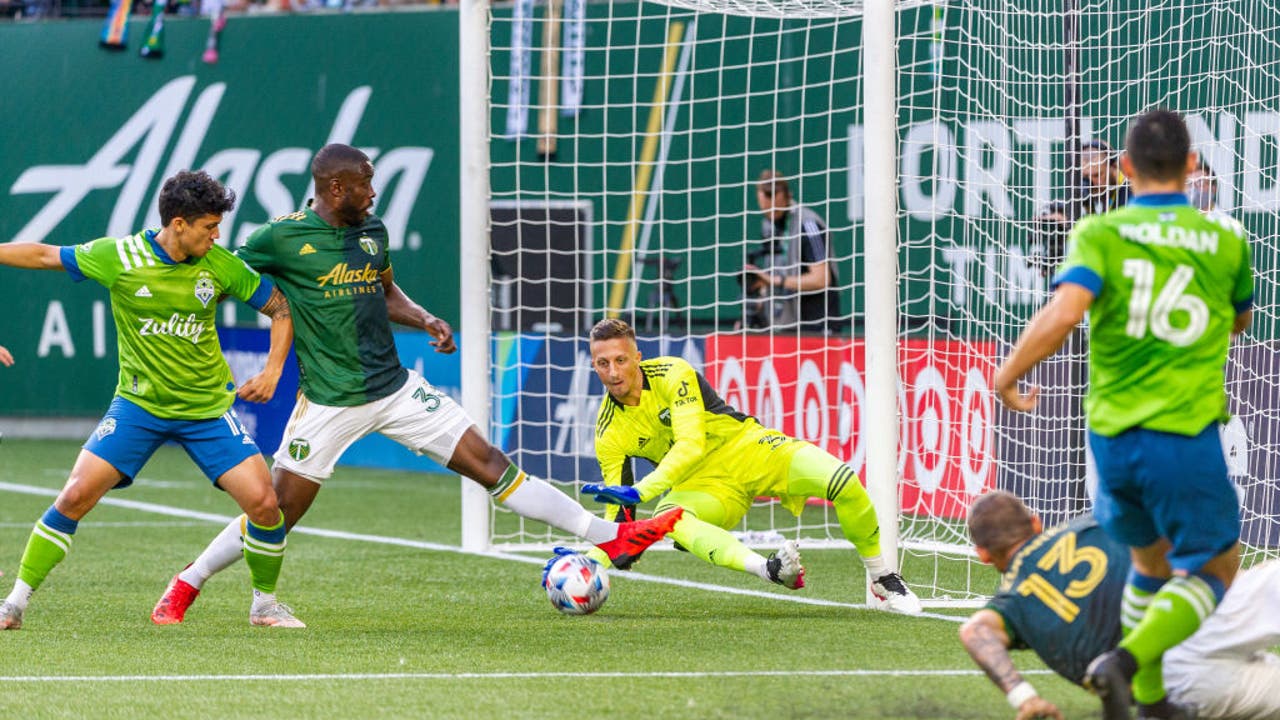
[
  {"x1": 987, "y1": 515, "x2": 1129, "y2": 685},
  {"x1": 237, "y1": 208, "x2": 407, "y2": 406}
]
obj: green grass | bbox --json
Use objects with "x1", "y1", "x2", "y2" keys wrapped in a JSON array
[{"x1": 0, "y1": 439, "x2": 1102, "y2": 719}]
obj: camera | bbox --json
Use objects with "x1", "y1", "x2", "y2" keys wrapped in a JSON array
[{"x1": 1027, "y1": 201, "x2": 1072, "y2": 278}]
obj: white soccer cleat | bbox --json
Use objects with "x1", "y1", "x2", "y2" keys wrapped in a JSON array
[
  {"x1": 250, "y1": 600, "x2": 306, "y2": 628},
  {"x1": 871, "y1": 571, "x2": 923, "y2": 615},
  {"x1": 0, "y1": 600, "x2": 22, "y2": 630},
  {"x1": 765, "y1": 540, "x2": 806, "y2": 590}
]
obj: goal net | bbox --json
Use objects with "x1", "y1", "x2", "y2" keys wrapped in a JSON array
[{"x1": 476, "y1": 0, "x2": 1280, "y2": 603}]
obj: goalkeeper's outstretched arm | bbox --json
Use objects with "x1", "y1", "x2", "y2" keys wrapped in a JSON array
[{"x1": 959, "y1": 610, "x2": 1064, "y2": 720}]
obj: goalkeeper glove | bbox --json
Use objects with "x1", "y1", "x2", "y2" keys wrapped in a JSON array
[
  {"x1": 541, "y1": 546, "x2": 579, "y2": 586},
  {"x1": 581, "y1": 483, "x2": 641, "y2": 506}
]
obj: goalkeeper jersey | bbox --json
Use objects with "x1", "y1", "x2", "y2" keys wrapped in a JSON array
[
  {"x1": 1053, "y1": 193, "x2": 1253, "y2": 437},
  {"x1": 59, "y1": 231, "x2": 272, "y2": 420},
  {"x1": 594, "y1": 356, "x2": 764, "y2": 502},
  {"x1": 237, "y1": 207, "x2": 408, "y2": 407},
  {"x1": 986, "y1": 515, "x2": 1129, "y2": 685}
]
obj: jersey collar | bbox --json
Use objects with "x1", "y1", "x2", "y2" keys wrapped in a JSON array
[
  {"x1": 145, "y1": 229, "x2": 182, "y2": 265},
  {"x1": 1129, "y1": 192, "x2": 1189, "y2": 207}
]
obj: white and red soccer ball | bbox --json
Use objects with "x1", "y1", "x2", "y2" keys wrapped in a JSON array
[{"x1": 543, "y1": 553, "x2": 610, "y2": 615}]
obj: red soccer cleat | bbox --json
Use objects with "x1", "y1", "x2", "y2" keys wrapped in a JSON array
[
  {"x1": 595, "y1": 507, "x2": 683, "y2": 570},
  {"x1": 151, "y1": 570, "x2": 200, "y2": 625}
]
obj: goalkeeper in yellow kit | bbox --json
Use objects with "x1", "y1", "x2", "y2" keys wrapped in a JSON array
[{"x1": 581, "y1": 319, "x2": 921, "y2": 613}]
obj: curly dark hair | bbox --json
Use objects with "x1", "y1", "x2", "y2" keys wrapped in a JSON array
[{"x1": 158, "y1": 170, "x2": 236, "y2": 226}]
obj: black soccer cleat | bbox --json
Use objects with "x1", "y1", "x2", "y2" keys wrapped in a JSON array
[{"x1": 1084, "y1": 648, "x2": 1138, "y2": 720}]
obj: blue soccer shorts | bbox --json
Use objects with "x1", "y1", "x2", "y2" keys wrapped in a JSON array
[
  {"x1": 84, "y1": 396, "x2": 263, "y2": 489},
  {"x1": 1089, "y1": 422, "x2": 1240, "y2": 574}
]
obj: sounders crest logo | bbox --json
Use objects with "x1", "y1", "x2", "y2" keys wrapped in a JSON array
[
  {"x1": 194, "y1": 272, "x2": 216, "y2": 308},
  {"x1": 288, "y1": 438, "x2": 312, "y2": 462},
  {"x1": 95, "y1": 418, "x2": 117, "y2": 441}
]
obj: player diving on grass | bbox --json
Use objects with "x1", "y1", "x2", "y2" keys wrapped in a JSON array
[
  {"x1": 151, "y1": 144, "x2": 681, "y2": 625},
  {"x1": 994, "y1": 109, "x2": 1254, "y2": 720},
  {"x1": 960, "y1": 491, "x2": 1280, "y2": 720},
  {"x1": 576, "y1": 318, "x2": 921, "y2": 613},
  {"x1": 0, "y1": 170, "x2": 302, "y2": 630}
]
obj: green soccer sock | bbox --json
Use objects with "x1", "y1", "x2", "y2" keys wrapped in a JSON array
[
  {"x1": 1123, "y1": 573, "x2": 1165, "y2": 704},
  {"x1": 242, "y1": 512, "x2": 287, "y2": 594},
  {"x1": 1120, "y1": 574, "x2": 1220, "y2": 704},
  {"x1": 14, "y1": 506, "x2": 79, "y2": 604},
  {"x1": 664, "y1": 513, "x2": 757, "y2": 574}
]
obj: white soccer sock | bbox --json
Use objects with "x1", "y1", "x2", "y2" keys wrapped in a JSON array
[
  {"x1": 862, "y1": 554, "x2": 889, "y2": 579},
  {"x1": 746, "y1": 554, "x2": 770, "y2": 581},
  {"x1": 180, "y1": 516, "x2": 246, "y2": 589},
  {"x1": 5, "y1": 579, "x2": 34, "y2": 611},
  {"x1": 500, "y1": 475, "x2": 616, "y2": 544}
]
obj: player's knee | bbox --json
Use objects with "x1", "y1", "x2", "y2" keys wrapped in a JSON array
[{"x1": 240, "y1": 489, "x2": 281, "y2": 527}]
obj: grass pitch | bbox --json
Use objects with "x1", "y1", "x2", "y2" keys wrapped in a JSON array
[{"x1": 0, "y1": 439, "x2": 1101, "y2": 719}]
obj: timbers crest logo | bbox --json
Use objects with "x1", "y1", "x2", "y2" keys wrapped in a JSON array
[
  {"x1": 288, "y1": 438, "x2": 312, "y2": 461},
  {"x1": 358, "y1": 235, "x2": 378, "y2": 256},
  {"x1": 194, "y1": 272, "x2": 216, "y2": 308}
]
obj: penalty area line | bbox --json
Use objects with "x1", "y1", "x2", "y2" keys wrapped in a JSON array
[
  {"x1": 0, "y1": 481, "x2": 962, "y2": 622},
  {"x1": 0, "y1": 668, "x2": 1057, "y2": 683}
]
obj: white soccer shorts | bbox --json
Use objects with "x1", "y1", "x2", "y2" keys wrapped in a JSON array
[{"x1": 271, "y1": 369, "x2": 473, "y2": 483}]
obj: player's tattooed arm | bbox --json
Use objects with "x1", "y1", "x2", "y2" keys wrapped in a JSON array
[
  {"x1": 238, "y1": 287, "x2": 292, "y2": 403},
  {"x1": 381, "y1": 268, "x2": 456, "y2": 354},
  {"x1": 959, "y1": 610, "x2": 1024, "y2": 693}
]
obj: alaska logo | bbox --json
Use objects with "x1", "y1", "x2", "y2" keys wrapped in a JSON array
[
  {"x1": 194, "y1": 271, "x2": 216, "y2": 308},
  {"x1": 658, "y1": 408, "x2": 671, "y2": 427},
  {"x1": 358, "y1": 235, "x2": 378, "y2": 256},
  {"x1": 288, "y1": 438, "x2": 312, "y2": 461},
  {"x1": 316, "y1": 262, "x2": 379, "y2": 287}
]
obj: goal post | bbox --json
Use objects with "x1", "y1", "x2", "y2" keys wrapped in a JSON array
[{"x1": 463, "y1": 0, "x2": 1280, "y2": 601}]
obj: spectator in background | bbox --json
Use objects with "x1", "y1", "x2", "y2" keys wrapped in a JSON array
[
  {"x1": 1027, "y1": 200, "x2": 1073, "y2": 279},
  {"x1": 743, "y1": 169, "x2": 842, "y2": 334},
  {"x1": 1079, "y1": 139, "x2": 1131, "y2": 217},
  {"x1": 1187, "y1": 158, "x2": 1219, "y2": 213},
  {"x1": 0, "y1": 345, "x2": 12, "y2": 367}
]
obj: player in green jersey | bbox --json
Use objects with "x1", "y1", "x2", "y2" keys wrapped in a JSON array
[
  {"x1": 994, "y1": 110, "x2": 1253, "y2": 720},
  {"x1": 152, "y1": 145, "x2": 681, "y2": 624},
  {"x1": 0, "y1": 171, "x2": 302, "y2": 630},
  {"x1": 579, "y1": 318, "x2": 922, "y2": 613}
]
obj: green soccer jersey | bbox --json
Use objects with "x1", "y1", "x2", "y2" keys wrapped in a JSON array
[
  {"x1": 1054, "y1": 193, "x2": 1253, "y2": 437},
  {"x1": 61, "y1": 230, "x2": 271, "y2": 419},
  {"x1": 236, "y1": 207, "x2": 407, "y2": 407}
]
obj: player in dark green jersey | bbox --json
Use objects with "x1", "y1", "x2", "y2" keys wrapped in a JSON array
[
  {"x1": 153, "y1": 145, "x2": 681, "y2": 624},
  {"x1": 961, "y1": 492, "x2": 1280, "y2": 720},
  {"x1": 994, "y1": 110, "x2": 1253, "y2": 719},
  {"x1": 0, "y1": 171, "x2": 302, "y2": 630}
]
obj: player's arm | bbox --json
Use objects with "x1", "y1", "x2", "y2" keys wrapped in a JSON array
[
  {"x1": 632, "y1": 362, "x2": 708, "y2": 502},
  {"x1": 0, "y1": 243, "x2": 65, "y2": 271},
  {"x1": 959, "y1": 610, "x2": 1064, "y2": 720},
  {"x1": 237, "y1": 286, "x2": 292, "y2": 403},
  {"x1": 994, "y1": 284, "x2": 1092, "y2": 412},
  {"x1": 0, "y1": 345, "x2": 12, "y2": 367},
  {"x1": 381, "y1": 267, "x2": 456, "y2": 354}
]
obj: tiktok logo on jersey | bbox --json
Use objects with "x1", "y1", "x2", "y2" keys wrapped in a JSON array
[{"x1": 138, "y1": 313, "x2": 206, "y2": 345}]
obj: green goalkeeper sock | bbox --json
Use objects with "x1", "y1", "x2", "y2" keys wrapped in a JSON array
[
  {"x1": 13, "y1": 506, "x2": 79, "y2": 604},
  {"x1": 242, "y1": 512, "x2": 287, "y2": 594},
  {"x1": 664, "y1": 512, "x2": 757, "y2": 575},
  {"x1": 1120, "y1": 574, "x2": 1221, "y2": 704},
  {"x1": 1123, "y1": 572, "x2": 1165, "y2": 704}
]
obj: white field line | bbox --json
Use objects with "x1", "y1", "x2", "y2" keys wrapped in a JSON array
[
  {"x1": 0, "y1": 669, "x2": 1056, "y2": 683},
  {"x1": 0, "y1": 481, "x2": 963, "y2": 622}
]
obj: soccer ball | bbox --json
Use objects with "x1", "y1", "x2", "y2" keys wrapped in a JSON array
[{"x1": 543, "y1": 553, "x2": 610, "y2": 615}]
